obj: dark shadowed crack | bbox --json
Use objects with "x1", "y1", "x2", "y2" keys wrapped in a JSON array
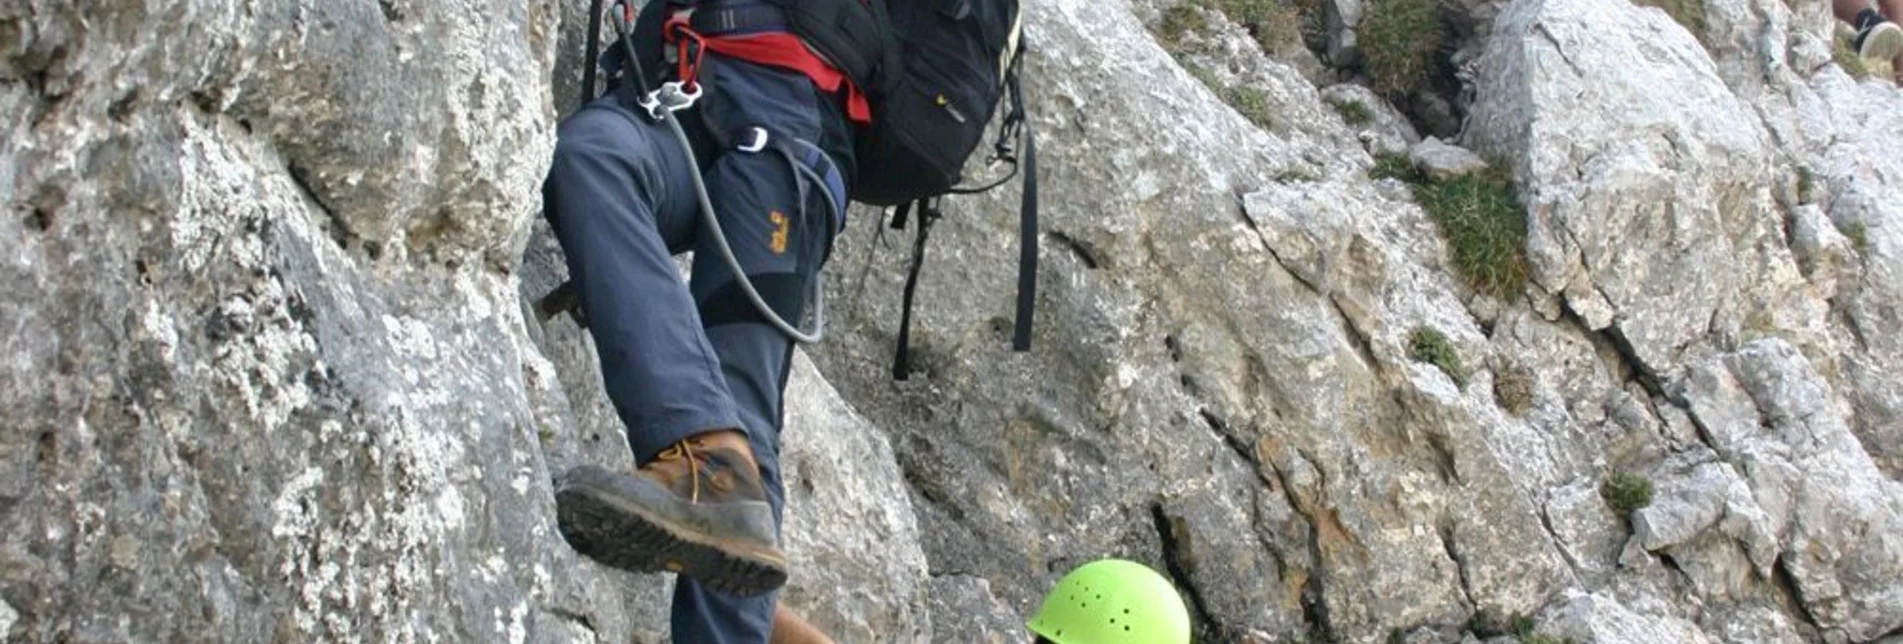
[
  {"x1": 1234, "y1": 193, "x2": 1326, "y2": 296},
  {"x1": 1422, "y1": 428, "x2": 1461, "y2": 486},
  {"x1": 1299, "y1": 570, "x2": 1334, "y2": 643},
  {"x1": 1198, "y1": 407, "x2": 1278, "y2": 492},
  {"x1": 1150, "y1": 503, "x2": 1225, "y2": 641},
  {"x1": 1264, "y1": 453, "x2": 1337, "y2": 642},
  {"x1": 1329, "y1": 295, "x2": 1380, "y2": 374},
  {"x1": 285, "y1": 161, "x2": 356, "y2": 254},
  {"x1": 1536, "y1": 497, "x2": 1587, "y2": 576},
  {"x1": 541, "y1": 606, "x2": 599, "y2": 638},
  {"x1": 1556, "y1": 300, "x2": 1668, "y2": 399},
  {"x1": 1045, "y1": 229, "x2": 1102, "y2": 270},
  {"x1": 1654, "y1": 550, "x2": 1696, "y2": 589},
  {"x1": 1436, "y1": 517, "x2": 1477, "y2": 609},
  {"x1": 1598, "y1": 322, "x2": 1667, "y2": 399},
  {"x1": 377, "y1": 0, "x2": 405, "y2": 22},
  {"x1": 1666, "y1": 387, "x2": 1724, "y2": 454},
  {"x1": 1773, "y1": 552, "x2": 1825, "y2": 634}
]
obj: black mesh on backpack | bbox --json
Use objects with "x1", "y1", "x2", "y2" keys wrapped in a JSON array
[{"x1": 851, "y1": 0, "x2": 1022, "y2": 206}]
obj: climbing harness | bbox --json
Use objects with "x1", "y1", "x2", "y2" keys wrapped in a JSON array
[{"x1": 541, "y1": 0, "x2": 834, "y2": 344}]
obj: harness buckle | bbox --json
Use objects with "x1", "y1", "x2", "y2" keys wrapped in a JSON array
[
  {"x1": 637, "y1": 80, "x2": 702, "y2": 120},
  {"x1": 736, "y1": 126, "x2": 770, "y2": 153}
]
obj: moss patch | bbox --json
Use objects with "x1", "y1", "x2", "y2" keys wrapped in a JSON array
[
  {"x1": 1794, "y1": 165, "x2": 1818, "y2": 204},
  {"x1": 1410, "y1": 327, "x2": 1467, "y2": 387},
  {"x1": 1335, "y1": 100, "x2": 1373, "y2": 125},
  {"x1": 1493, "y1": 362, "x2": 1537, "y2": 416},
  {"x1": 1361, "y1": 0, "x2": 1446, "y2": 96},
  {"x1": 1843, "y1": 221, "x2": 1869, "y2": 255},
  {"x1": 1602, "y1": 471, "x2": 1655, "y2": 515}
]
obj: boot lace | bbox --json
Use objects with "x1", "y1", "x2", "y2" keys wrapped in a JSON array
[{"x1": 655, "y1": 439, "x2": 709, "y2": 502}]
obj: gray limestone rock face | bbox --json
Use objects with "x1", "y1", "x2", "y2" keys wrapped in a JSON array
[
  {"x1": 0, "y1": 1, "x2": 929, "y2": 643},
  {"x1": 1465, "y1": 0, "x2": 1821, "y2": 377},
  {"x1": 1540, "y1": 591, "x2": 1720, "y2": 644},
  {"x1": 1801, "y1": 73, "x2": 1903, "y2": 480},
  {"x1": 1321, "y1": 83, "x2": 1421, "y2": 156},
  {"x1": 0, "y1": 3, "x2": 652, "y2": 643},
  {"x1": 779, "y1": 354, "x2": 933, "y2": 643},
  {"x1": 1673, "y1": 341, "x2": 1903, "y2": 642},
  {"x1": 1408, "y1": 137, "x2": 1489, "y2": 182},
  {"x1": 0, "y1": 598, "x2": 16, "y2": 640},
  {"x1": 9, "y1": 0, "x2": 1903, "y2": 642}
]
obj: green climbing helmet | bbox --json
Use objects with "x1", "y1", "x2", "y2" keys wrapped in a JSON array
[{"x1": 1026, "y1": 559, "x2": 1191, "y2": 644}]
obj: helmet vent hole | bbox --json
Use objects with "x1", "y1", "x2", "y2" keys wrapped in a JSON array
[{"x1": 1124, "y1": 625, "x2": 1132, "y2": 632}]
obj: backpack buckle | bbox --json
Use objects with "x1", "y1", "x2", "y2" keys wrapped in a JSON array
[{"x1": 637, "y1": 80, "x2": 702, "y2": 120}]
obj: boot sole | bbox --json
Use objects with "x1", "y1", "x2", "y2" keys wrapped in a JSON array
[
  {"x1": 555, "y1": 466, "x2": 788, "y2": 596},
  {"x1": 1861, "y1": 23, "x2": 1903, "y2": 62}
]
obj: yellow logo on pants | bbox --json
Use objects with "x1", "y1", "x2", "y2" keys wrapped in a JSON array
[{"x1": 769, "y1": 211, "x2": 789, "y2": 255}]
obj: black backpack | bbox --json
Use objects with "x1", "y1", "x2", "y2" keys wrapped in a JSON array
[
  {"x1": 858, "y1": 0, "x2": 1038, "y2": 380},
  {"x1": 732, "y1": 0, "x2": 1037, "y2": 379},
  {"x1": 572, "y1": 0, "x2": 1039, "y2": 379}
]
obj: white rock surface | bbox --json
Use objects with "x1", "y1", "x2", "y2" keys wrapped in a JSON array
[
  {"x1": 1322, "y1": 83, "x2": 1422, "y2": 156},
  {"x1": 1409, "y1": 136, "x2": 1490, "y2": 182}
]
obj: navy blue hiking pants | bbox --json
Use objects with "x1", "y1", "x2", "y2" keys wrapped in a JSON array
[{"x1": 541, "y1": 53, "x2": 851, "y2": 644}]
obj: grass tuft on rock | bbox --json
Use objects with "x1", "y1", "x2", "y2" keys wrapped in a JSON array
[
  {"x1": 1415, "y1": 167, "x2": 1529, "y2": 298},
  {"x1": 1160, "y1": 3, "x2": 1211, "y2": 49},
  {"x1": 1466, "y1": 608, "x2": 1536, "y2": 639},
  {"x1": 1361, "y1": 0, "x2": 1445, "y2": 96},
  {"x1": 1157, "y1": 0, "x2": 1305, "y2": 55},
  {"x1": 1370, "y1": 153, "x2": 1417, "y2": 182},
  {"x1": 1602, "y1": 471, "x2": 1655, "y2": 515},
  {"x1": 1223, "y1": 84, "x2": 1276, "y2": 129},
  {"x1": 1409, "y1": 327, "x2": 1467, "y2": 387},
  {"x1": 1370, "y1": 154, "x2": 1529, "y2": 298},
  {"x1": 1632, "y1": 0, "x2": 1709, "y2": 43},
  {"x1": 1211, "y1": 0, "x2": 1305, "y2": 53}
]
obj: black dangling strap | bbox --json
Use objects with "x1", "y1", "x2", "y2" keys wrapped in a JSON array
[
  {"x1": 892, "y1": 199, "x2": 940, "y2": 380},
  {"x1": 1003, "y1": 57, "x2": 1037, "y2": 352},
  {"x1": 889, "y1": 201, "x2": 913, "y2": 230},
  {"x1": 1012, "y1": 104, "x2": 1037, "y2": 351},
  {"x1": 582, "y1": 0, "x2": 605, "y2": 109}
]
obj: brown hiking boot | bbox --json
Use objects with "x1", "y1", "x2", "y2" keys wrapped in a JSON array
[{"x1": 554, "y1": 435, "x2": 787, "y2": 596}]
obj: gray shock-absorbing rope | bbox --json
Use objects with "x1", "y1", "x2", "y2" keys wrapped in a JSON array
[{"x1": 610, "y1": 10, "x2": 834, "y2": 344}]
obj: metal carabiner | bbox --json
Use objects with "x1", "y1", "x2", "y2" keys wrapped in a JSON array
[{"x1": 637, "y1": 81, "x2": 703, "y2": 121}]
